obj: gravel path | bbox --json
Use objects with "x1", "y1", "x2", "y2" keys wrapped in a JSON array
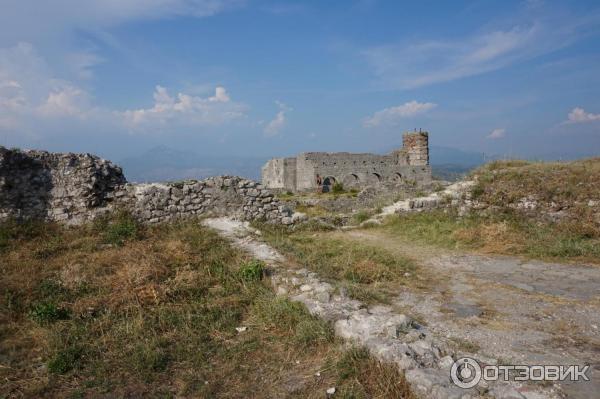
[{"x1": 342, "y1": 230, "x2": 599, "y2": 399}]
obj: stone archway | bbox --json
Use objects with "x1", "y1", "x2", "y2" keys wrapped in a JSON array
[
  {"x1": 391, "y1": 172, "x2": 403, "y2": 185},
  {"x1": 342, "y1": 173, "x2": 360, "y2": 189},
  {"x1": 322, "y1": 176, "x2": 336, "y2": 193},
  {"x1": 367, "y1": 173, "x2": 382, "y2": 186}
]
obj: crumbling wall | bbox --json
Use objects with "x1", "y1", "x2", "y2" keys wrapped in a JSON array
[
  {"x1": 0, "y1": 147, "x2": 293, "y2": 225},
  {"x1": 0, "y1": 147, "x2": 125, "y2": 223},
  {"x1": 114, "y1": 176, "x2": 293, "y2": 224}
]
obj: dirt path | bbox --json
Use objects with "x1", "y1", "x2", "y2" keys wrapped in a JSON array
[
  {"x1": 204, "y1": 217, "x2": 564, "y2": 399},
  {"x1": 337, "y1": 229, "x2": 600, "y2": 399}
]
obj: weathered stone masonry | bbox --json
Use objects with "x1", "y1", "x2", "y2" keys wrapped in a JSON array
[
  {"x1": 262, "y1": 131, "x2": 432, "y2": 192},
  {"x1": 0, "y1": 147, "x2": 293, "y2": 225}
]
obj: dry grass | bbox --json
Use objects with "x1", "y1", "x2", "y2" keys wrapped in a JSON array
[
  {"x1": 382, "y1": 158, "x2": 600, "y2": 264},
  {"x1": 383, "y1": 210, "x2": 600, "y2": 263},
  {"x1": 471, "y1": 158, "x2": 600, "y2": 239},
  {"x1": 472, "y1": 158, "x2": 600, "y2": 206},
  {"x1": 0, "y1": 215, "x2": 413, "y2": 398}
]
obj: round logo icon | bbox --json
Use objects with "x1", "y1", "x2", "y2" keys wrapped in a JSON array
[{"x1": 450, "y1": 357, "x2": 482, "y2": 389}]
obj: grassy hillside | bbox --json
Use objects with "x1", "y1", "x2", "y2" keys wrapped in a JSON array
[
  {"x1": 0, "y1": 215, "x2": 412, "y2": 398},
  {"x1": 381, "y1": 159, "x2": 600, "y2": 264},
  {"x1": 472, "y1": 159, "x2": 600, "y2": 216}
]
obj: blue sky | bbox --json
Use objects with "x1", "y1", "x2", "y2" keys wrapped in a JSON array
[{"x1": 0, "y1": 0, "x2": 599, "y2": 161}]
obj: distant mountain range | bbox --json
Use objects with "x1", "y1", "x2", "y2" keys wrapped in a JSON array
[
  {"x1": 119, "y1": 145, "x2": 491, "y2": 183},
  {"x1": 119, "y1": 146, "x2": 269, "y2": 183},
  {"x1": 429, "y1": 145, "x2": 485, "y2": 181}
]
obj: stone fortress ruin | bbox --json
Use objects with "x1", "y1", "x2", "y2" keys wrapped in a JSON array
[
  {"x1": 0, "y1": 131, "x2": 431, "y2": 226},
  {"x1": 261, "y1": 131, "x2": 431, "y2": 192}
]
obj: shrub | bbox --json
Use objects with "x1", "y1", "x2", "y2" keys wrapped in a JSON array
[
  {"x1": 238, "y1": 259, "x2": 265, "y2": 282},
  {"x1": 332, "y1": 182, "x2": 345, "y2": 194},
  {"x1": 48, "y1": 345, "x2": 84, "y2": 374},
  {"x1": 29, "y1": 302, "x2": 70, "y2": 324}
]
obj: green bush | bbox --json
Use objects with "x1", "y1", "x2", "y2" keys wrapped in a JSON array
[
  {"x1": 238, "y1": 259, "x2": 265, "y2": 282},
  {"x1": 48, "y1": 345, "x2": 84, "y2": 374},
  {"x1": 332, "y1": 182, "x2": 345, "y2": 194},
  {"x1": 29, "y1": 302, "x2": 70, "y2": 324},
  {"x1": 103, "y1": 212, "x2": 139, "y2": 246}
]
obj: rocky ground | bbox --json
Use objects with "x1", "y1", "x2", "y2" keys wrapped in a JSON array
[
  {"x1": 340, "y1": 229, "x2": 599, "y2": 399},
  {"x1": 204, "y1": 217, "x2": 584, "y2": 399}
]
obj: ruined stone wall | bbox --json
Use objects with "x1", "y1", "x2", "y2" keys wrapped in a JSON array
[
  {"x1": 261, "y1": 157, "x2": 297, "y2": 192},
  {"x1": 299, "y1": 152, "x2": 431, "y2": 190},
  {"x1": 0, "y1": 147, "x2": 125, "y2": 223},
  {"x1": 0, "y1": 147, "x2": 293, "y2": 225},
  {"x1": 113, "y1": 176, "x2": 293, "y2": 224},
  {"x1": 295, "y1": 155, "x2": 317, "y2": 191},
  {"x1": 261, "y1": 158, "x2": 286, "y2": 189},
  {"x1": 282, "y1": 158, "x2": 297, "y2": 192}
]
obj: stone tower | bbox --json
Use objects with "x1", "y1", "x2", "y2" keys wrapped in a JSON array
[{"x1": 403, "y1": 131, "x2": 429, "y2": 166}]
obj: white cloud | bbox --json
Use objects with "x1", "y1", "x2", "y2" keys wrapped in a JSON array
[
  {"x1": 487, "y1": 128, "x2": 506, "y2": 139},
  {"x1": 38, "y1": 85, "x2": 90, "y2": 117},
  {"x1": 122, "y1": 85, "x2": 245, "y2": 129},
  {"x1": 0, "y1": 43, "x2": 245, "y2": 135},
  {"x1": 363, "y1": 10, "x2": 600, "y2": 89},
  {"x1": 264, "y1": 101, "x2": 291, "y2": 137},
  {"x1": 566, "y1": 107, "x2": 600, "y2": 124},
  {"x1": 363, "y1": 101, "x2": 436, "y2": 128}
]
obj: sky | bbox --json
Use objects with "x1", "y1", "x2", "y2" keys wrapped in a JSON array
[{"x1": 1, "y1": 0, "x2": 599, "y2": 161}]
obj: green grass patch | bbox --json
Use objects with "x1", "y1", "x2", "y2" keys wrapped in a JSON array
[
  {"x1": 353, "y1": 209, "x2": 375, "y2": 224},
  {"x1": 332, "y1": 182, "x2": 345, "y2": 194},
  {"x1": 29, "y1": 302, "x2": 70, "y2": 324},
  {"x1": 94, "y1": 211, "x2": 140, "y2": 246},
  {"x1": 238, "y1": 259, "x2": 265, "y2": 282},
  {"x1": 252, "y1": 296, "x2": 333, "y2": 346}
]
